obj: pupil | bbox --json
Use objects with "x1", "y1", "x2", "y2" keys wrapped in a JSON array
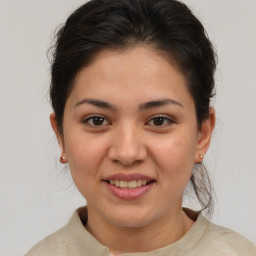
[
  {"x1": 93, "y1": 117, "x2": 104, "y2": 125},
  {"x1": 153, "y1": 117, "x2": 164, "y2": 126}
]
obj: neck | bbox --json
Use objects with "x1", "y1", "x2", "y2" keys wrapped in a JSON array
[{"x1": 86, "y1": 204, "x2": 194, "y2": 255}]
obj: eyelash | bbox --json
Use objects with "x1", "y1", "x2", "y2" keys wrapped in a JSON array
[{"x1": 82, "y1": 115, "x2": 174, "y2": 128}]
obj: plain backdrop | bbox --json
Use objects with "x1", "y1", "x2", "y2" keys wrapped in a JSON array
[{"x1": 0, "y1": 1, "x2": 255, "y2": 255}]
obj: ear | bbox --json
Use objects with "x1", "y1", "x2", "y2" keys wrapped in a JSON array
[
  {"x1": 50, "y1": 113, "x2": 67, "y2": 162},
  {"x1": 195, "y1": 108, "x2": 215, "y2": 163}
]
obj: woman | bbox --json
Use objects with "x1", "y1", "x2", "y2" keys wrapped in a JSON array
[{"x1": 26, "y1": 0, "x2": 256, "y2": 255}]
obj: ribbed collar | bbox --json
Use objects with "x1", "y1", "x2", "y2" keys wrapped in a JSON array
[{"x1": 65, "y1": 207, "x2": 210, "y2": 256}]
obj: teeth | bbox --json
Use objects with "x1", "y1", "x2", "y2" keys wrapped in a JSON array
[
  {"x1": 128, "y1": 180, "x2": 137, "y2": 189},
  {"x1": 137, "y1": 180, "x2": 142, "y2": 187},
  {"x1": 120, "y1": 180, "x2": 128, "y2": 188},
  {"x1": 109, "y1": 179, "x2": 150, "y2": 189}
]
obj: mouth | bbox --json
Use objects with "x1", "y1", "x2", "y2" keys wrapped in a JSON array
[
  {"x1": 105, "y1": 179, "x2": 155, "y2": 189},
  {"x1": 102, "y1": 173, "x2": 156, "y2": 200}
]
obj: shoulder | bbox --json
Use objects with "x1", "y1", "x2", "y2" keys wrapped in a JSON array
[
  {"x1": 25, "y1": 207, "x2": 87, "y2": 256},
  {"x1": 25, "y1": 207, "x2": 109, "y2": 256},
  {"x1": 195, "y1": 215, "x2": 256, "y2": 256},
  {"x1": 25, "y1": 226, "x2": 74, "y2": 256}
]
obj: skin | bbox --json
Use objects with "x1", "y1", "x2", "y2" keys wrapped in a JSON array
[{"x1": 51, "y1": 46, "x2": 215, "y2": 255}]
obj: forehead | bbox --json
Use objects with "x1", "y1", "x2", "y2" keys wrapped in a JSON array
[
  {"x1": 81, "y1": 46, "x2": 181, "y2": 80},
  {"x1": 68, "y1": 46, "x2": 193, "y2": 108}
]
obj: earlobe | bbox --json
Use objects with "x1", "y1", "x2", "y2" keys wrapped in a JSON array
[
  {"x1": 50, "y1": 113, "x2": 67, "y2": 161},
  {"x1": 195, "y1": 108, "x2": 215, "y2": 163}
]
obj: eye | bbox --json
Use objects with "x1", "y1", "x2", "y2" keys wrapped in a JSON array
[
  {"x1": 83, "y1": 115, "x2": 110, "y2": 127},
  {"x1": 147, "y1": 115, "x2": 174, "y2": 127}
]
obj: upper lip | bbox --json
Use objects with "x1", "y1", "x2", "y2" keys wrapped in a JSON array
[{"x1": 103, "y1": 173, "x2": 155, "y2": 181}]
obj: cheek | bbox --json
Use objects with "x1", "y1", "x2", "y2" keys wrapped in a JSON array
[
  {"x1": 151, "y1": 130, "x2": 197, "y2": 178},
  {"x1": 63, "y1": 133, "x2": 111, "y2": 200},
  {"x1": 64, "y1": 133, "x2": 109, "y2": 178},
  {"x1": 153, "y1": 138, "x2": 195, "y2": 200}
]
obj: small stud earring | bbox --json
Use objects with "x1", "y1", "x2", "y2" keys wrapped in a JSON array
[
  {"x1": 199, "y1": 154, "x2": 204, "y2": 160},
  {"x1": 60, "y1": 155, "x2": 67, "y2": 164}
]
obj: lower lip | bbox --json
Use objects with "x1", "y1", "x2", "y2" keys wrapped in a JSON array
[{"x1": 103, "y1": 181, "x2": 155, "y2": 200}]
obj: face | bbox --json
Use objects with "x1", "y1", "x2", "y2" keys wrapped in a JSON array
[{"x1": 51, "y1": 46, "x2": 213, "y2": 229}]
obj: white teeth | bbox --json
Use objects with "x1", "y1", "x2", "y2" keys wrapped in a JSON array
[
  {"x1": 120, "y1": 180, "x2": 128, "y2": 188},
  {"x1": 128, "y1": 180, "x2": 137, "y2": 188},
  {"x1": 137, "y1": 180, "x2": 142, "y2": 187},
  {"x1": 142, "y1": 180, "x2": 147, "y2": 186},
  {"x1": 109, "y1": 179, "x2": 150, "y2": 189}
]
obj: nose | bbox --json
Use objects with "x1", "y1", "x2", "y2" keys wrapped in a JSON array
[{"x1": 107, "y1": 123, "x2": 147, "y2": 166}]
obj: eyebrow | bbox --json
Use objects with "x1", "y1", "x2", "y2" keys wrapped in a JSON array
[
  {"x1": 74, "y1": 98, "x2": 183, "y2": 110},
  {"x1": 75, "y1": 98, "x2": 116, "y2": 110},
  {"x1": 139, "y1": 98, "x2": 184, "y2": 110}
]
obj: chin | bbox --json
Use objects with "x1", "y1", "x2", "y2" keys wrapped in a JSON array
[{"x1": 106, "y1": 206, "x2": 158, "y2": 229}]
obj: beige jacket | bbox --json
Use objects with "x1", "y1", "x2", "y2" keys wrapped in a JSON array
[{"x1": 26, "y1": 207, "x2": 256, "y2": 256}]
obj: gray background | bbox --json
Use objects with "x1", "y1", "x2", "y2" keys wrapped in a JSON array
[{"x1": 0, "y1": 1, "x2": 255, "y2": 255}]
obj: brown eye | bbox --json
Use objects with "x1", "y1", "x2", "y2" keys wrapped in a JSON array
[
  {"x1": 83, "y1": 115, "x2": 110, "y2": 127},
  {"x1": 147, "y1": 116, "x2": 173, "y2": 127},
  {"x1": 152, "y1": 117, "x2": 165, "y2": 126}
]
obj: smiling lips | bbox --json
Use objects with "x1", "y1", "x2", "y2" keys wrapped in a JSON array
[{"x1": 103, "y1": 173, "x2": 156, "y2": 200}]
